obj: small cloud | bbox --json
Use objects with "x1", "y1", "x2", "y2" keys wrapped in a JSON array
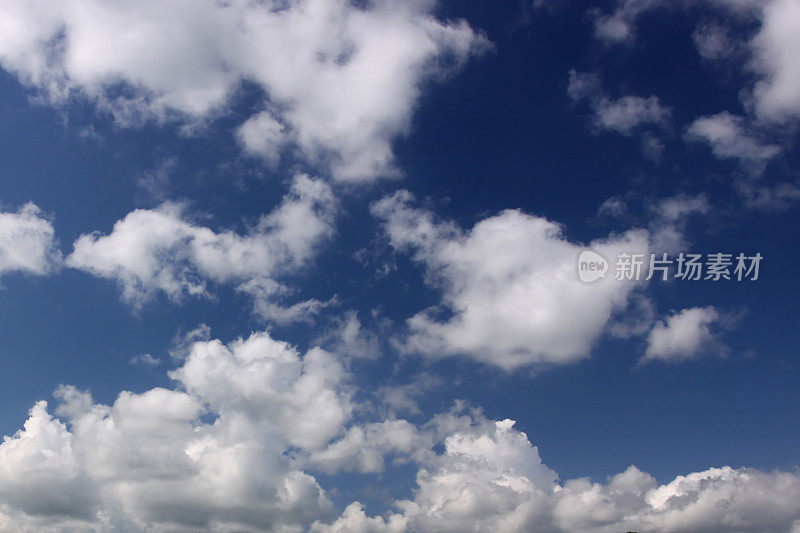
[
  {"x1": 136, "y1": 157, "x2": 177, "y2": 203},
  {"x1": 642, "y1": 306, "x2": 727, "y2": 363},
  {"x1": 169, "y1": 324, "x2": 211, "y2": 362},
  {"x1": 568, "y1": 70, "x2": 671, "y2": 156},
  {"x1": 130, "y1": 353, "x2": 161, "y2": 367},
  {"x1": 685, "y1": 112, "x2": 781, "y2": 175}
]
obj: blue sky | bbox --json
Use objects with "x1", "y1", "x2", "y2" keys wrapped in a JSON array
[{"x1": 0, "y1": 0, "x2": 799, "y2": 531}]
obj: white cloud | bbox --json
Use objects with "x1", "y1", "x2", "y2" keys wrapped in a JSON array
[
  {"x1": 0, "y1": 203, "x2": 61, "y2": 277},
  {"x1": 686, "y1": 112, "x2": 780, "y2": 173},
  {"x1": 736, "y1": 179, "x2": 800, "y2": 211},
  {"x1": 314, "y1": 310, "x2": 381, "y2": 360},
  {"x1": 3, "y1": 345, "x2": 800, "y2": 531},
  {"x1": 644, "y1": 306, "x2": 722, "y2": 362},
  {"x1": 237, "y1": 111, "x2": 287, "y2": 168},
  {"x1": 593, "y1": 0, "x2": 760, "y2": 45},
  {"x1": 0, "y1": 0, "x2": 487, "y2": 181},
  {"x1": 751, "y1": 0, "x2": 800, "y2": 122},
  {"x1": 594, "y1": 0, "x2": 800, "y2": 126},
  {"x1": 648, "y1": 193, "x2": 710, "y2": 252},
  {"x1": 0, "y1": 402, "x2": 95, "y2": 521},
  {"x1": 306, "y1": 419, "x2": 424, "y2": 475},
  {"x1": 568, "y1": 70, "x2": 671, "y2": 136},
  {"x1": 594, "y1": 95, "x2": 671, "y2": 135},
  {"x1": 588, "y1": 0, "x2": 800, "y2": 185},
  {"x1": 129, "y1": 353, "x2": 160, "y2": 367},
  {"x1": 377, "y1": 373, "x2": 442, "y2": 416},
  {"x1": 693, "y1": 22, "x2": 740, "y2": 61},
  {"x1": 0, "y1": 329, "x2": 352, "y2": 530},
  {"x1": 313, "y1": 413, "x2": 800, "y2": 533},
  {"x1": 67, "y1": 175, "x2": 336, "y2": 317},
  {"x1": 372, "y1": 190, "x2": 649, "y2": 370}
]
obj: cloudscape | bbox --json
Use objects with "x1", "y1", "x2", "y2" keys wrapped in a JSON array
[{"x1": 0, "y1": 0, "x2": 799, "y2": 531}]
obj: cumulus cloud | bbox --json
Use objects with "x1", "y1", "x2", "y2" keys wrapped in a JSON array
[
  {"x1": 587, "y1": 0, "x2": 800, "y2": 190},
  {"x1": 686, "y1": 112, "x2": 780, "y2": 174},
  {"x1": 0, "y1": 0, "x2": 487, "y2": 181},
  {"x1": 0, "y1": 202, "x2": 61, "y2": 277},
  {"x1": 593, "y1": 95, "x2": 671, "y2": 136},
  {"x1": 594, "y1": 0, "x2": 800, "y2": 126},
  {"x1": 129, "y1": 353, "x2": 160, "y2": 367},
  {"x1": 644, "y1": 306, "x2": 723, "y2": 362},
  {"x1": 372, "y1": 190, "x2": 649, "y2": 370},
  {"x1": 736, "y1": 179, "x2": 800, "y2": 211},
  {"x1": 751, "y1": 0, "x2": 800, "y2": 122},
  {"x1": 314, "y1": 310, "x2": 381, "y2": 360},
  {"x1": 67, "y1": 175, "x2": 336, "y2": 317},
  {"x1": 592, "y1": 0, "x2": 760, "y2": 45},
  {"x1": 0, "y1": 329, "x2": 352, "y2": 530},
  {"x1": 312, "y1": 416, "x2": 800, "y2": 533},
  {"x1": 567, "y1": 70, "x2": 671, "y2": 153},
  {"x1": 648, "y1": 193, "x2": 711, "y2": 252},
  {"x1": 2, "y1": 335, "x2": 800, "y2": 531},
  {"x1": 592, "y1": 0, "x2": 657, "y2": 44},
  {"x1": 693, "y1": 22, "x2": 741, "y2": 61}
]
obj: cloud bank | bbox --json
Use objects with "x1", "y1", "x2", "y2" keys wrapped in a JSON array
[{"x1": 2, "y1": 329, "x2": 800, "y2": 532}]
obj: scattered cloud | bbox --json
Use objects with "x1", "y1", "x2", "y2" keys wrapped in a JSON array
[
  {"x1": 129, "y1": 353, "x2": 160, "y2": 367},
  {"x1": 592, "y1": 0, "x2": 760, "y2": 46},
  {"x1": 736, "y1": 179, "x2": 800, "y2": 211},
  {"x1": 0, "y1": 203, "x2": 61, "y2": 278},
  {"x1": 136, "y1": 157, "x2": 177, "y2": 203},
  {"x1": 372, "y1": 190, "x2": 649, "y2": 370},
  {"x1": 67, "y1": 175, "x2": 336, "y2": 318},
  {"x1": 593, "y1": 95, "x2": 672, "y2": 136},
  {"x1": 693, "y1": 22, "x2": 742, "y2": 61},
  {"x1": 314, "y1": 310, "x2": 381, "y2": 360},
  {"x1": 377, "y1": 373, "x2": 442, "y2": 416},
  {"x1": 686, "y1": 112, "x2": 781, "y2": 174},
  {"x1": 593, "y1": 0, "x2": 800, "y2": 126},
  {"x1": 592, "y1": 0, "x2": 669, "y2": 44},
  {"x1": 568, "y1": 70, "x2": 671, "y2": 149},
  {"x1": 643, "y1": 306, "x2": 724, "y2": 363},
  {"x1": 648, "y1": 193, "x2": 711, "y2": 252},
  {"x1": 751, "y1": 0, "x2": 800, "y2": 122}
]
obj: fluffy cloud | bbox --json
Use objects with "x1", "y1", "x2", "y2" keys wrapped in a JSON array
[
  {"x1": 648, "y1": 193, "x2": 711, "y2": 252},
  {"x1": 0, "y1": 203, "x2": 61, "y2": 277},
  {"x1": 372, "y1": 191, "x2": 649, "y2": 370},
  {"x1": 592, "y1": 0, "x2": 761, "y2": 45},
  {"x1": 693, "y1": 22, "x2": 741, "y2": 61},
  {"x1": 312, "y1": 416, "x2": 800, "y2": 533},
  {"x1": 0, "y1": 0, "x2": 487, "y2": 181},
  {"x1": 3, "y1": 338, "x2": 800, "y2": 532},
  {"x1": 67, "y1": 175, "x2": 335, "y2": 317},
  {"x1": 594, "y1": 0, "x2": 800, "y2": 125},
  {"x1": 587, "y1": 0, "x2": 800, "y2": 195},
  {"x1": 751, "y1": 0, "x2": 800, "y2": 121},
  {"x1": 593, "y1": 95, "x2": 671, "y2": 136},
  {"x1": 568, "y1": 70, "x2": 671, "y2": 137},
  {"x1": 686, "y1": 112, "x2": 780, "y2": 174},
  {"x1": 0, "y1": 329, "x2": 352, "y2": 531},
  {"x1": 592, "y1": 0, "x2": 664, "y2": 44},
  {"x1": 644, "y1": 306, "x2": 723, "y2": 362}
]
